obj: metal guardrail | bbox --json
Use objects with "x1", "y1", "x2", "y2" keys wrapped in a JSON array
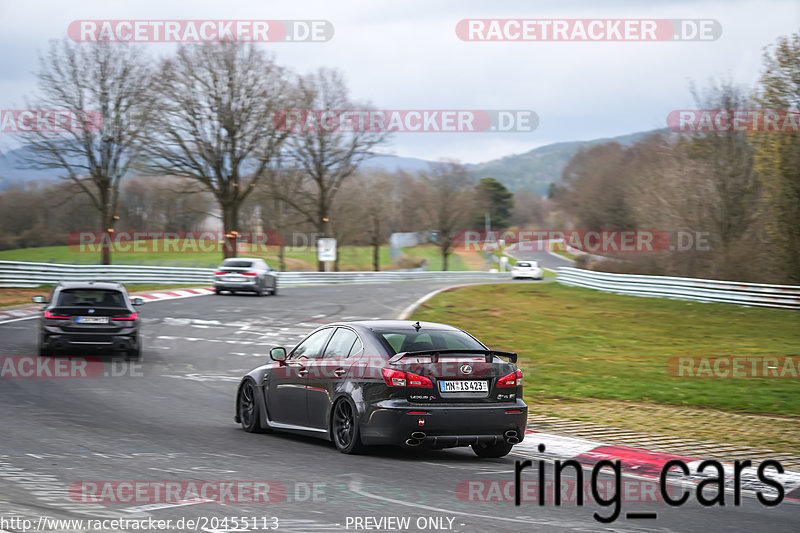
[
  {"x1": 0, "y1": 260, "x2": 511, "y2": 288},
  {"x1": 557, "y1": 267, "x2": 800, "y2": 309}
]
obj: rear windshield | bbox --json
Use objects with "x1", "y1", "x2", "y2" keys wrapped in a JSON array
[
  {"x1": 221, "y1": 260, "x2": 253, "y2": 268},
  {"x1": 376, "y1": 329, "x2": 485, "y2": 354},
  {"x1": 57, "y1": 289, "x2": 126, "y2": 308},
  {"x1": 516, "y1": 262, "x2": 531, "y2": 267}
]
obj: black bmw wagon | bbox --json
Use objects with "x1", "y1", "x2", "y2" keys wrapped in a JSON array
[
  {"x1": 32, "y1": 281, "x2": 144, "y2": 359},
  {"x1": 235, "y1": 320, "x2": 527, "y2": 457}
]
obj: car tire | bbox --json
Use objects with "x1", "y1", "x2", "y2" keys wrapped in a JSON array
[
  {"x1": 238, "y1": 380, "x2": 271, "y2": 433},
  {"x1": 215, "y1": 288, "x2": 223, "y2": 295},
  {"x1": 271, "y1": 285, "x2": 278, "y2": 296},
  {"x1": 38, "y1": 337, "x2": 51, "y2": 357},
  {"x1": 256, "y1": 283, "x2": 265, "y2": 297},
  {"x1": 472, "y1": 440, "x2": 513, "y2": 458},
  {"x1": 331, "y1": 397, "x2": 364, "y2": 454},
  {"x1": 126, "y1": 339, "x2": 141, "y2": 360}
]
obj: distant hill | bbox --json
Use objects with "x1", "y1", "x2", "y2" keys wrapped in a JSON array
[
  {"x1": 467, "y1": 129, "x2": 666, "y2": 195},
  {"x1": 361, "y1": 153, "x2": 439, "y2": 173},
  {"x1": 0, "y1": 145, "x2": 62, "y2": 190},
  {"x1": 0, "y1": 129, "x2": 666, "y2": 194}
]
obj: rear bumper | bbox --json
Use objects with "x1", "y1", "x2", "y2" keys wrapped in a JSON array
[
  {"x1": 42, "y1": 331, "x2": 139, "y2": 352},
  {"x1": 215, "y1": 280, "x2": 262, "y2": 291},
  {"x1": 358, "y1": 400, "x2": 528, "y2": 447},
  {"x1": 512, "y1": 272, "x2": 543, "y2": 279}
]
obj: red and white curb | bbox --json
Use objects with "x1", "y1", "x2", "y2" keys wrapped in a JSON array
[
  {"x1": 514, "y1": 430, "x2": 800, "y2": 502},
  {"x1": 134, "y1": 287, "x2": 214, "y2": 302},
  {"x1": 0, "y1": 287, "x2": 214, "y2": 325}
]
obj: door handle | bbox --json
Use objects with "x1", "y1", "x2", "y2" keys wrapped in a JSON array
[
  {"x1": 333, "y1": 368, "x2": 346, "y2": 377},
  {"x1": 298, "y1": 369, "x2": 309, "y2": 377}
]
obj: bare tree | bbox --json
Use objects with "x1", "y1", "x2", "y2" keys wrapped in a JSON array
[
  {"x1": 751, "y1": 31, "x2": 800, "y2": 283},
  {"x1": 267, "y1": 68, "x2": 389, "y2": 270},
  {"x1": 421, "y1": 162, "x2": 475, "y2": 271},
  {"x1": 16, "y1": 40, "x2": 153, "y2": 264},
  {"x1": 685, "y1": 80, "x2": 760, "y2": 280},
  {"x1": 143, "y1": 42, "x2": 292, "y2": 258},
  {"x1": 331, "y1": 170, "x2": 397, "y2": 271}
]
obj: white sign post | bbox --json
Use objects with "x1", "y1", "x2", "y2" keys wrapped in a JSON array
[
  {"x1": 499, "y1": 256, "x2": 508, "y2": 272},
  {"x1": 317, "y1": 238, "x2": 337, "y2": 271}
]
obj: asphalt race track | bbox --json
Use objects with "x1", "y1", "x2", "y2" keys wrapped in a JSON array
[{"x1": 0, "y1": 282, "x2": 796, "y2": 533}]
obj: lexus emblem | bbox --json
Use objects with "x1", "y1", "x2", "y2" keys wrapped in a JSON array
[{"x1": 460, "y1": 364, "x2": 472, "y2": 375}]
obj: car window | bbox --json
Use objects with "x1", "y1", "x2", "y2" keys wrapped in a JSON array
[
  {"x1": 291, "y1": 329, "x2": 332, "y2": 359},
  {"x1": 517, "y1": 262, "x2": 531, "y2": 267},
  {"x1": 324, "y1": 328, "x2": 359, "y2": 358},
  {"x1": 57, "y1": 289, "x2": 126, "y2": 308},
  {"x1": 377, "y1": 329, "x2": 485, "y2": 354},
  {"x1": 348, "y1": 336, "x2": 363, "y2": 357},
  {"x1": 222, "y1": 260, "x2": 253, "y2": 268}
]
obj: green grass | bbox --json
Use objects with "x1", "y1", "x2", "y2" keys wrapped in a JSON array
[
  {"x1": 0, "y1": 243, "x2": 469, "y2": 271},
  {"x1": 410, "y1": 283, "x2": 800, "y2": 416}
]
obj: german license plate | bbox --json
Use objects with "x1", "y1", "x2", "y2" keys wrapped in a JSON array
[
  {"x1": 439, "y1": 380, "x2": 488, "y2": 392},
  {"x1": 76, "y1": 316, "x2": 108, "y2": 324}
]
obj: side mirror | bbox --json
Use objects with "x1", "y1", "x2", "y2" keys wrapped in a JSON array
[
  {"x1": 32, "y1": 296, "x2": 47, "y2": 304},
  {"x1": 132, "y1": 297, "x2": 144, "y2": 306},
  {"x1": 270, "y1": 347, "x2": 287, "y2": 362}
]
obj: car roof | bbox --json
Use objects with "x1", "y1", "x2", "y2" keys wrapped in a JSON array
[
  {"x1": 56, "y1": 281, "x2": 126, "y2": 291},
  {"x1": 222, "y1": 257, "x2": 261, "y2": 261},
  {"x1": 323, "y1": 320, "x2": 464, "y2": 333}
]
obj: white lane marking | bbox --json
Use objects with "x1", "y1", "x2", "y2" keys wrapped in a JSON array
[
  {"x1": 397, "y1": 287, "x2": 453, "y2": 320},
  {"x1": 0, "y1": 315, "x2": 37, "y2": 325},
  {"x1": 122, "y1": 500, "x2": 214, "y2": 513},
  {"x1": 161, "y1": 373, "x2": 241, "y2": 382}
]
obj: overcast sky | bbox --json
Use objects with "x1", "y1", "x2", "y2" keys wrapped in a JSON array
[{"x1": 0, "y1": 0, "x2": 797, "y2": 163}]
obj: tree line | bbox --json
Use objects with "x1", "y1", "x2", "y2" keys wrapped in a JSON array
[{"x1": 551, "y1": 31, "x2": 799, "y2": 284}]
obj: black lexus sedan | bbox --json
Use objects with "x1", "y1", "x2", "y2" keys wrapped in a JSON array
[
  {"x1": 235, "y1": 320, "x2": 527, "y2": 457},
  {"x1": 32, "y1": 281, "x2": 144, "y2": 359}
]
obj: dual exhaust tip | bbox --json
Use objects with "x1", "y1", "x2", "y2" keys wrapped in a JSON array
[
  {"x1": 405, "y1": 431, "x2": 427, "y2": 446},
  {"x1": 405, "y1": 429, "x2": 520, "y2": 447},
  {"x1": 504, "y1": 429, "x2": 520, "y2": 444}
]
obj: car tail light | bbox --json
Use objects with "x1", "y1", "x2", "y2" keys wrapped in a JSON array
[
  {"x1": 112, "y1": 312, "x2": 137, "y2": 328},
  {"x1": 44, "y1": 310, "x2": 69, "y2": 319},
  {"x1": 407, "y1": 372, "x2": 433, "y2": 388},
  {"x1": 498, "y1": 370, "x2": 522, "y2": 387},
  {"x1": 242, "y1": 272, "x2": 257, "y2": 276},
  {"x1": 382, "y1": 368, "x2": 433, "y2": 388},
  {"x1": 214, "y1": 271, "x2": 225, "y2": 275},
  {"x1": 382, "y1": 368, "x2": 406, "y2": 387},
  {"x1": 112, "y1": 313, "x2": 137, "y2": 321}
]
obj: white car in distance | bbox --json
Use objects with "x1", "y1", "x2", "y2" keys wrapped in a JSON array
[{"x1": 511, "y1": 261, "x2": 543, "y2": 280}]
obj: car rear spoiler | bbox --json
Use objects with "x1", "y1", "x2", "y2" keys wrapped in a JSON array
[{"x1": 388, "y1": 349, "x2": 518, "y2": 364}]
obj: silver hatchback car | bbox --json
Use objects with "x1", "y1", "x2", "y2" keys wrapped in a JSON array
[{"x1": 214, "y1": 258, "x2": 277, "y2": 296}]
